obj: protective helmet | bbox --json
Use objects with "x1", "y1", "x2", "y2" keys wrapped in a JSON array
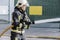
[{"x1": 16, "y1": 0, "x2": 29, "y2": 7}]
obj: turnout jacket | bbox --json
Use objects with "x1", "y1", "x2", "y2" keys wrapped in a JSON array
[{"x1": 11, "y1": 7, "x2": 31, "y2": 33}]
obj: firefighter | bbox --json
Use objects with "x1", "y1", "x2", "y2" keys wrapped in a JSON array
[{"x1": 11, "y1": 0, "x2": 32, "y2": 40}]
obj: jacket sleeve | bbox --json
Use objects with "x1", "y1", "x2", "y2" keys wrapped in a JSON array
[
  {"x1": 24, "y1": 12, "x2": 31, "y2": 25},
  {"x1": 12, "y1": 12, "x2": 19, "y2": 26}
]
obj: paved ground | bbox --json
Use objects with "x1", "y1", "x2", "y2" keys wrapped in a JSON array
[
  {"x1": 0, "y1": 27, "x2": 60, "y2": 40},
  {"x1": 0, "y1": 23, "x2": 60, "y2": 40},
  {"x1": 0, "y1": 36, "x2": 57, "y2": 40}
]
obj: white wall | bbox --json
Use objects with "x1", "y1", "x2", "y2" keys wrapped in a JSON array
[
  {"x1": 0, "y1": 0, "x2": 9, "y2": 22},
  {"x1": 0, "y1": 0, "x2": 14, "y2": 22},
  {"x1": 10, "y1": 0, "x2": 14, "y2": 22}
]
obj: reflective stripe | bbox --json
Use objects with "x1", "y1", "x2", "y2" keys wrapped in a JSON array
[
  {"x1": 16, "y1": 23, "x2": 22, "y2": 30},
  {"x1": 19, "y1": 23, "x2": 22, "y2": 28},
  {"x1": 11, "y1": 29, "x2": 25, "y2": 33},
  {"x1": 18, "y1": 16, "x2": 21, "y2": 21},
  {"x1": 24, "y1": 25, "x2": 28, "y2": 28},
  {"x1": 15, "y1": 37, "x2": 18, "y2": 40}
]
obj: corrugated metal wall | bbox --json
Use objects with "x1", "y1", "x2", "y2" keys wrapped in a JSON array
[{"x1": 15, "y1": 0, "x2": 60, "y2": 21}]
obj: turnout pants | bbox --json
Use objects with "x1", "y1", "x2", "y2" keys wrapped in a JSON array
[{"x1": 11, "y1": 31, "x2": 25, "y2": 40}]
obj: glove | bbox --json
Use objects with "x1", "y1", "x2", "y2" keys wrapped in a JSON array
[
  {"x1": 25, "y1": 21, "x2": 31, "y2": 25},
  {"x1": 31, "y1": 21, "x2": 35, "y2": 24}
]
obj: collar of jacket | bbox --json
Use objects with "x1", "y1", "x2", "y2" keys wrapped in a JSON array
[{"x1": 15, "y1": 6, "x2": 25, "y2": 14}]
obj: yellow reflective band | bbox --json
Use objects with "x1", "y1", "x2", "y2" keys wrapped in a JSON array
[
  {"x1": 19, "y1": 23, "x2": 22, "y2": 28},
  {"x1": 11, "y1": 29, "x2": 25, "y2": 33},
  {"x1": 15, "y1": 37, "x2": 18, "y2": 40},
  {"x1": 17, "y1": 23, "x2": 22, "y2": 30},
  {"x1": 25, "y1": 25, "x2": 28, "y2": 28},
  {"x1": 18, "y1": 16, "x2": 21, "y2": 21},
  {"x1": 17, "y1": 27, "x2": 21, "y2": 31}
]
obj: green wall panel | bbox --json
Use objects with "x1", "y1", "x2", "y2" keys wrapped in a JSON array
[
  {"x1": 14, "y1": 0, "x2": 18, "y2": 6},
  {"x1": 14, "y1": 0, "x2": 60, "y2": 21},
  {"x1": 28, "y1": 0, "x2": 60, "y2": 21}
]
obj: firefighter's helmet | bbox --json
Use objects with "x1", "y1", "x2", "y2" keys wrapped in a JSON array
[{"x1": 16, "y1": 0, "x2": 29, "y2": 7}]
